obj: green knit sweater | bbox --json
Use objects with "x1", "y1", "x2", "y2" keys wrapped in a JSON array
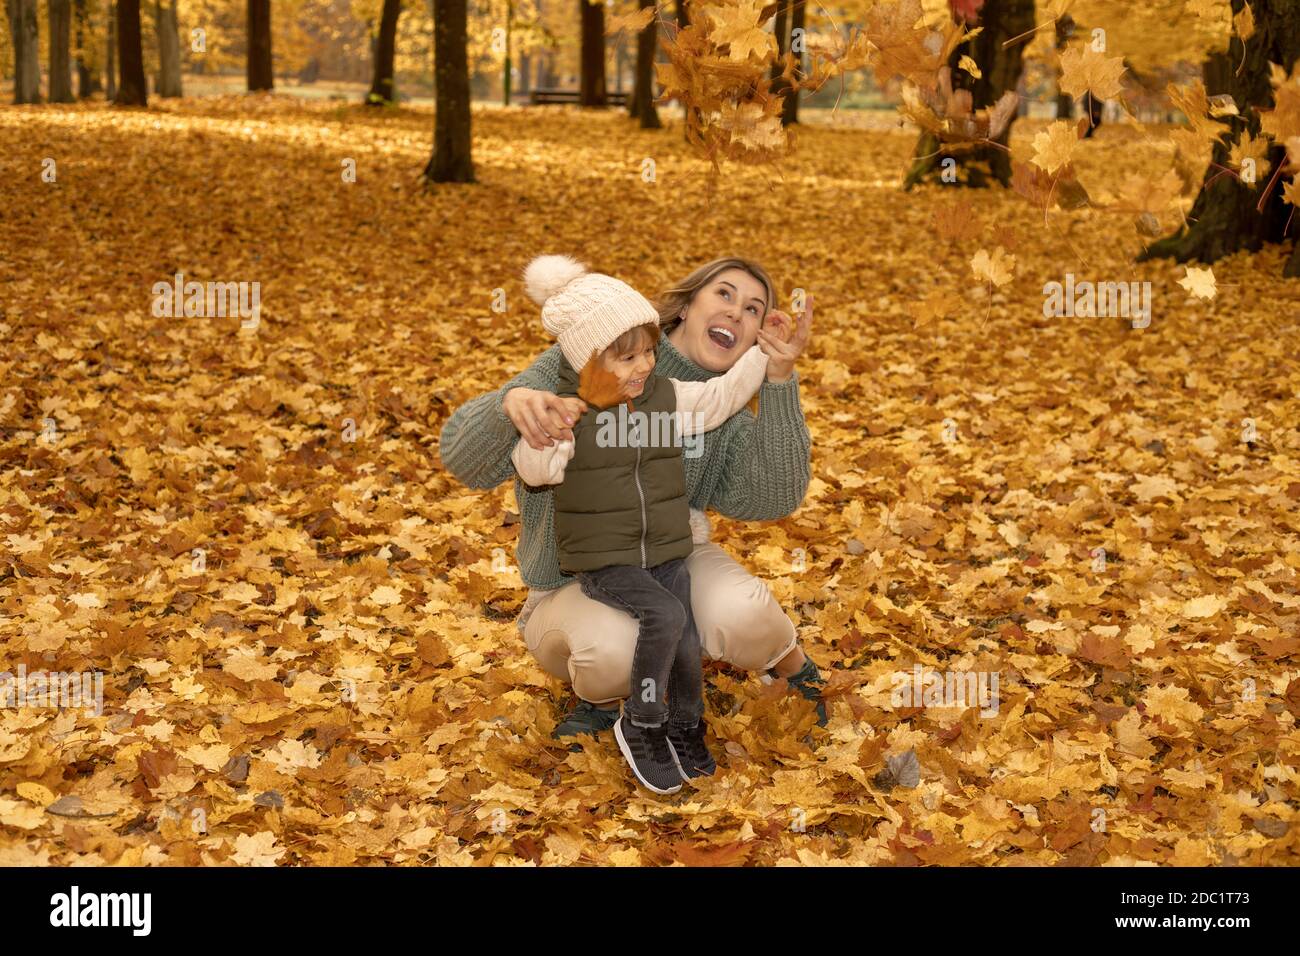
[{"x1": 438, "y1": 334, "x2": 812, "y2": 591}]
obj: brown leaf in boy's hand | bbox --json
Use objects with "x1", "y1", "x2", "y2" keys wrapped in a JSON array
[{"x1": 578, "y1": 354, "x2": 629, "y2": 410}]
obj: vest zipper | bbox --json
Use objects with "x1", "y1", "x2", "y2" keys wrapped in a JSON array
[{"x1": 633, "y1": 433, "x2": 648, "y2": 569}]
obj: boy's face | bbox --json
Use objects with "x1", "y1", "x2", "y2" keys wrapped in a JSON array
[{"x1": 601, "y1": 336, "x2": 656, "y2": 400}]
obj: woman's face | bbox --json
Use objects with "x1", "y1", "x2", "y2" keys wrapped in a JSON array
[{"x1": 669, "y1": 268, "x2": 769, "y2": 372}]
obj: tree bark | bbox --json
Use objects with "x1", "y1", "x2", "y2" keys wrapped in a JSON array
[
  {"x1": 106, "y1": 1, "x2": 117, "y2": 100},
  {"x1": 115, "y1": 0, "x2": 148, "y2": 105},
  {"x1": 769, "y1": 0, "x2": 789, "y2": 107},
  {"x1": 1139, "y1": 0, "x2": 1300, "y2": 277},
  {"x1": 368, "y1": 0, "x2": 401, "y2": 104},
  {"x1": 518, "y1": 50, "x2": 531, "y2": 96},
  {"x1": 156, "y1": 0, "x2": 182, "y2": 97},
  {"x1": 628, "y1": 0, "x2": 660, "y2": 127},
  {"x1": 1053, "y1": 14, "x2": 1074, "y2": 120},
  {"x1": 425, "y1": 0, "x2": 474, "y2": 183},
  {"x1": 578, "y1": 0, "x2": 606, "y2": 106},
  {"x1": 247, "y1": 0, "x2": 274, "y2": 91},
  {"x1": 782, "y1": 0, "x2": 805, "y2": 125},
  {"x1": 49, "y1": 0, "x2": 76, "y2": 102},
  {"x1": 74, "y1": 0, "x2": 101, "y2": 97},
  {"x1": 6, "y1": 0, "x2": 41, "y2": 103},
  {"x1": 904, "y1": 0, "x2": 1035, "y2": 188}
]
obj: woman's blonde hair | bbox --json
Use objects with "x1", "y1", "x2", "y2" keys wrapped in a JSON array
[{"x1": 654, "y1": 257, "x2": 777, "y2": 334}]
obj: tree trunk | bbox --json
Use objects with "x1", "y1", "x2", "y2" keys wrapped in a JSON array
[
  {"x1": 518, "y1": 50, "x2": 531, "y2": 96},
  {"x1": 368, "y1": 0, "x2": 401, "y2": 104},
  {"x1": 1055, "y1": 89, "x2": 1071, "y2": 119},
  {"x1": 769, "y1": 0, "x2": 789, "y2": 107},
  {"x1": 74, "y1": 0, "x2": 101, "y2": 97},
  {"x1": 49, "y1": 0, "x2": 75, "y2": 102},
  {"x1": 156, "y1": 0, "x2": 182, "y2": 97},
  {"x1": 106, "y1": 1, "x2": 117, "y2": 100},
  {"x1": 6, "y1": 0, "x2": 41, "y2": 103},
  {"x1": 628, "y1": 0, "x2": 660, "y2": 127},
  {"x1": 578, "y1": 0, "x2": 606, "y2": 106},
  {"x1": 247, "y1": 0, "x2": 274, "y2": 91},
  {"x1": 425, "y1": 0, "x2": 474, "y2": 183},
  {"x1": 115, "y1": 0, "x2": 148, "y2": 105},
  {"x1": 904, "y1": 0, "x2": 1035, "y2": 188},
  {"x1": 1081, "y1": 89, "x2": 1102, "y2": 137},
  {"x1": 1053, "y1": 14, "x2": 1075, "y2": 121},
  {"x1": 1139, "y1": 0, "x2": 1300, "y2": 277},
  {"x1": 503, "y1": 0, "x2": 512, "y2": 105},
  {"x1": 676, "y1": 0, "x2": 688, "y2": 27},
  {"x1": 782, "y1": 0, "x2": 804, "y2": 125}
]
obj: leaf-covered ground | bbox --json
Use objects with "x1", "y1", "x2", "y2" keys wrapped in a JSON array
[{"x1": 1, "y1": 97, "x2": 1298, "y2": 866}]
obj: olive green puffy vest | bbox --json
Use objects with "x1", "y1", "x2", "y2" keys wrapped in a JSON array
[{"x1": 551, "y1": 356, "x2": 693, "y2": 574}]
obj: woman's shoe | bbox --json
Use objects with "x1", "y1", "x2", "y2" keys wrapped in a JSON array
[
  {"x1": 552, "y1": 700, "x2": 619, "y2": 740},
  {"x1": 769, "y1": 658, "x2": 828, "y2": 726}
]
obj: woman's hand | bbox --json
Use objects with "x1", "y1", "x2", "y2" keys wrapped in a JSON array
[
  {"x1": 503, "y1": 388, "x2": 588, "y2": 450},
  {"x1": 756, "y1": 293, "x2": 813, "y2": 384}
]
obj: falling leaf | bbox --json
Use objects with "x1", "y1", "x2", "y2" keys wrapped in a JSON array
[
  {"x1": 970, "y1": 247, "x2": 1016, "y2": 287},
  {"x1": 1178, "y1": 265, "x2": 1217, "y2": 300},
  {"x1": 1030, "y1": 121, "x2": 1080, "y2": 176}
]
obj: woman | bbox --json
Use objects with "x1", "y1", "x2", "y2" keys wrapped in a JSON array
[{"x1": 438, "y1": 256, "x2": 823, "y2": 737}]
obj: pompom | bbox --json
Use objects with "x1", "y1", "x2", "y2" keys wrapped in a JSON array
[{"x1": 523, "y1": 254, "x2": 587, "y2": 305}]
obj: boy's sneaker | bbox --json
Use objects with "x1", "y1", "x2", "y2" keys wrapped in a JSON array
[
  {"x1": 552, "y1": 700, "x2": 619, "y2": 741},
  {"x1": 614, "y1": 716, "x2": 682, "y2": 795},
  {"x1": 666, "y1": 720, "x2": 717, "y2": 779}
]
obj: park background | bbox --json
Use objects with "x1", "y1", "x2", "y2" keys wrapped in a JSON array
[{"x1": 1, "y1": 0, "x2": 1299, "y2": 866}]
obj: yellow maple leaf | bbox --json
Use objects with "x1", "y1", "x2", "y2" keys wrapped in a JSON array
[
  {"x1": 369, "y1": 584, "x2": 403, "y2": 606},
  {"x1": 605, "y1": 6, "x2": 656, "y2": 37},
  {"x1": 970, "y1": 247, "x2": 1015, "y2": 287},
  {"x1": 1030, "y1": 121, "x2": 1079, "y2": 176},
  {"x1": 1228, "y1": 132, "x2": 1272, "y2": 183},
  {"x1": 231, "y1": 830, "x2": 286, "y2": 866},
  {"x1": 1058, "y1": 45, "x2": 1126, "y2": 101},
  {"x1": 1183, "y1": 594, "x2": 1228, "y2": 619},
  {"x1": 717, "y1": 101, "x2": 786, "y2": 153},
  {"x1": 1178, "y1": 265, "x2": 1217, "y2": 300},
  {"x1": 706, "y1": 0, "x2": 776, "y2": 64},
  {"x1": 958, "y1": 55, "x2": 981, "y2": 80}
]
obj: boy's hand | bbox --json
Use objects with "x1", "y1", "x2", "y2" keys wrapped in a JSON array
[{"x1": 504, "y1": 388, "x2": 588, "y2": 449}]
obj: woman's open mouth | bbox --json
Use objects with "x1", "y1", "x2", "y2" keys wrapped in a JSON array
[{"x1": 707, "y1": 326, "x2": 738, "y2": 350}]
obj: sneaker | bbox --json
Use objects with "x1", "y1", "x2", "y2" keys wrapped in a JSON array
[
  {"x1": 770, "y1": 658, "x2": 828, "y2": 726},
  {"x1": 614, "y1": 716, "x2": 682, "y2": 795},
  {"x1": 552, "y1": 700, "x2": 619, "y2": 740},
  {"x1": 667, "y1": 720, "x2": 717, "y2": 779}
]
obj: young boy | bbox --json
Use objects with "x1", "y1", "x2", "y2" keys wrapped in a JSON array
[{"x1": 510, "y1": 254, "x2": 774, "y2": 795}]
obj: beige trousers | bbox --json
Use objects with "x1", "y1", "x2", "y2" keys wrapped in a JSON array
[{"x1": 521, "y1": 542, "x2": 798, "y2": 704}]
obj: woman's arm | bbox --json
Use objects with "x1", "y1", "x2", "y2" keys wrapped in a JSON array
[
  {"x1": 707, "y1": 372, "x2": 812, "y2": 521},
  {"x1": 438, "y1": 345, "x2": 565, "y2": 489}
]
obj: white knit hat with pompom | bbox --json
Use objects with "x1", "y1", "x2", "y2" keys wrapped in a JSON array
[{"x1": 522, "y1": 254, "x2": 658, "y2": 371}]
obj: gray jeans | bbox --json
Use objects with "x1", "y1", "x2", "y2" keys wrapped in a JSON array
[{"x1": 575, "y1": 558, "x2": 703, "y2": 729}]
